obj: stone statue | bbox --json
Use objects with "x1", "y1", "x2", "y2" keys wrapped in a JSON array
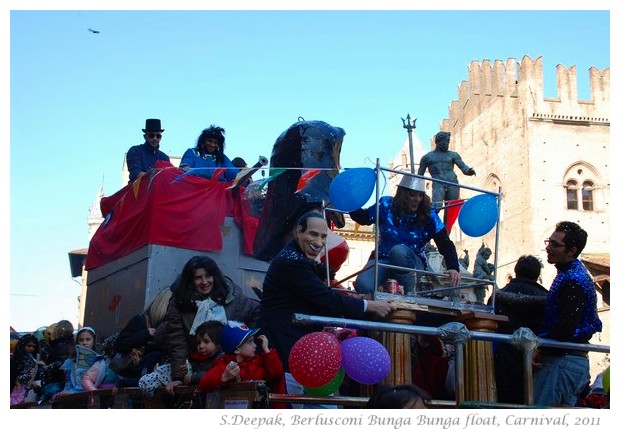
[
  {"x1": 417, "y1": 131, "x2": 476, "y2": 207},
  {"x1": 458, "y1": 249, "x2": 470, "y2": 270},
  {"x1": 473, "y1": 243, "x2": 495, "y2": 303}
]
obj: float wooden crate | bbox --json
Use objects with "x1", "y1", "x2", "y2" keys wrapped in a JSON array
[{"x1": 219, "y1": 381, "x2": 269, "y2": 409}]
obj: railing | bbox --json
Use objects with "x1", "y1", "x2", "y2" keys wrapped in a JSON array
[
  {"x1": 10, "y1": 386, "x2": 216, "y2": 409},
  {"x1": 11, "y1": 386, "x2": 218, "y2": 409},
  {"x1": 9, "y1": 383, "x2": 457, "y2": 409},
  {"x1": 292, "y1": 313, "x2": 610, "y2": 407}
]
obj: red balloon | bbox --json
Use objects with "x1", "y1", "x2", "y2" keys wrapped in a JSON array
[{"x1": 288, "y1": 332, "x2": 342, "y2": 388}]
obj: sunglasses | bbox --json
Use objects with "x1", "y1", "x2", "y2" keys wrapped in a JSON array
[
  {"x1": 544, "y1": 239, "x2": 566, "y2": 248},
  {"x1": 147, "y1": 133, "x2": 162, "y2": 139}
]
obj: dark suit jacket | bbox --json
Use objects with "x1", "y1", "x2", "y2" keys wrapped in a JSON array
[{"x1": 258, "y1": 240, "x2": 365, "y2": 372}]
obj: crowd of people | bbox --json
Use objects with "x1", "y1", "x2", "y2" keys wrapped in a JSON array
[{"x1": 9, "y1": 121, "x2": 607, "y2": 409}]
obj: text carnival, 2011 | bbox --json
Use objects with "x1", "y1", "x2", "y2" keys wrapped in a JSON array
[{"x1": 218, "y1": 412, "x2": 600, "y2": 429}]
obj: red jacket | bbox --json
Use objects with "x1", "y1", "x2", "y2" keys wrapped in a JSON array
[{"x1": 198, "y1": 349, "x2": 284, "y2": 393}]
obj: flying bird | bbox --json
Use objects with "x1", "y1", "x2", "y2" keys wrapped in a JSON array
[{"x1": 87, "y1": 28, "x2": 100, "y2": 34}]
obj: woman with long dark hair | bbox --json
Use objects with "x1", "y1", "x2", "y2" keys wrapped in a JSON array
[
  {"x1": 350, "y1": 175, "x2": 461, "y2": 294},
  {"x1": 179, "y1": 125, "x2": 239, "y2": 181},
  {"x1": 165, "y1": 256, "x2": 259, "y2": 388}
]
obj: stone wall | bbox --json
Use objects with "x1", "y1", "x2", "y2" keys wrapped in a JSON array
[
  {"x1": 438, "y1": 55, "x2": 609, "y2": 289},
  {"x1": 437, "y1": 55, "x2": 610, "y2": 381}
]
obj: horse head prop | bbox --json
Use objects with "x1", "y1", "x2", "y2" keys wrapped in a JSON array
[{"x1": 252, "y1": 119, "x2": 346, "y2": 261}]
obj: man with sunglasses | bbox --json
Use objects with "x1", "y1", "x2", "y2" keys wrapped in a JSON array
[
  {"x1": 126, "y1": 118, "x2": 170, "y2": 183},
  {"x1": 533, "y1": 221, "x2": 602, "y2": 407}
]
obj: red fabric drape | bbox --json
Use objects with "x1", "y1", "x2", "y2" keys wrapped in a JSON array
[
  {"x1": 86, "y1": 162, "x2": 259, "y2": 270},
  {"x1": 444, "y1": 199, "x2": 465, "y2": 234}
]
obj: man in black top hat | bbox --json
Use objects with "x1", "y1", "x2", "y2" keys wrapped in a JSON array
[{"x1": 126, "y1": 119, "x2": 171, "y2": 183}]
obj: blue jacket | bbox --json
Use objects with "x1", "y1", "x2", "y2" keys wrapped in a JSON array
[
  {"x1": 126, "y1": 142, "x2": 170, "y2": 183},
  {"x1": 180, "y1": 148, "x2": 239, "y2": 182}
]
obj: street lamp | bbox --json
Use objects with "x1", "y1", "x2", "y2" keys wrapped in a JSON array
[{"x1": 401, "y1": 114, "x2": 417, "y2": 173}]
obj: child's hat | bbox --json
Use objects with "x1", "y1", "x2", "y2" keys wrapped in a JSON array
[{"x1": 221, "y1": 321, "x2": 260, "y2": 354}]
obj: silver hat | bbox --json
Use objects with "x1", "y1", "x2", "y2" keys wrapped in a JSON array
[{"x1": 398, "y1": 175, "x2": 426, "y2": 192}]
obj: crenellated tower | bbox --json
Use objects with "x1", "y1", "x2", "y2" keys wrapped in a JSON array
[{"x1": 443, "y1": 56, "x2": 609, "y2": 129}]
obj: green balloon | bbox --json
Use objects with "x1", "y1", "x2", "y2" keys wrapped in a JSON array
[
  {"x1": 305, "y1": 368, "x2": 345, "y2": 396},
  {"x1": 602, "y1": 367, "x2": 610, "y2": 394}
]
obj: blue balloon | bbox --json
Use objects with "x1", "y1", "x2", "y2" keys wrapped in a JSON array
[
  {"x1": 329, "y1": 168, "x2": 376, "y2": 212},
  {"x1": 458, "y1": 194, "x2": 499, "y2": 237}
]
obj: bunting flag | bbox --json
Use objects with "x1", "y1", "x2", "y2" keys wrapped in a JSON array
[
  {"x1": 172, "y1": 167, "x2": 228, "y2": 183},
  {"x1": 172, "y1": 168, "x2": 199, "y2": 183},
  {"x1": 172, "y1": 167, "x2": 212, "y2": 183},
  {"x1": 132, "y1": 175, "x2": 142, "y2": 199},
  {"x1": 295, "y1": 169, "x2": 321, "y2": 192},
  {"x1": 147, "y1": 167, "x2": 170, "y2": 190},
  {"x1": 227, "y1": 167, "x2": 253, "y2": 189},
  {"x1": 258, "y1": 168, "x2": 286, "y2": 191},
  {"x1": 444, "y1": 199, "x2": 465, "y2": 234}
]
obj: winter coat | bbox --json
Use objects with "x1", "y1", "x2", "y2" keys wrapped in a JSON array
[
  {"x1": 82, "y1": 358, "x2": 119, "y2": 391},
  {"x1": 126, "y1": 142, "x2": 170, "y2": 183},
  {"x1": 489, "y1": 277, "x2": 548, "y2": 404},
  {"x1": 179, "y1": 148, "x2": 239, "y2": 182},
  {"x1": 492, "y1": 277, "x2": 548, "y2": 334},
  {"x1": 198, "y1": 349, "x2": 284, "y2": 393},
  {"x1": 166, "y1": 280, "x2": 259, "y2": 381}
]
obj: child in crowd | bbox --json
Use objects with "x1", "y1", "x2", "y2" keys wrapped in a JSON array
[
  {"x1": 366, "y1": 383, "x2": 431, "y2": 409},
  {"x1": 139, "y1": 321, "x2": 225, "y2": 394},
  {"x1": 38, "y1": 320, "x2": 76, "y2": 401},
  {"x1": 33, "y1": 326, "x2": 50, "y2": 363},
  {"x1": 10, "y1": 334, "x2": 46, "y2": 405},
  {"x1": 82, "y1": 334, "x2": 120, "y2": 391},
  {"x1": 54, "y1": 327, "x2": 100, "y2": 398},
  {"x1": 113, "y1": 288, "x2": 170, "y2": 387},
  {"x1": 198, "y1": 321, "x2": 284, "y2": 393}
]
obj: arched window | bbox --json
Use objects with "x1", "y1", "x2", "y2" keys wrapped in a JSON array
[
  {"x1": 566, "y1": 180, "x2": 578, "y2": 210},
  {"x1": 563, "y1": 162, "x2": 601, "y2": 213},
  {"x1": 582, "y1": 181, "x2": 594, "y2": 211}
]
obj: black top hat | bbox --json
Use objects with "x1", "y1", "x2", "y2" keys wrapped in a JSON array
[{"x1": 142, "y1": 118, "x2": 164, "y2": 133}]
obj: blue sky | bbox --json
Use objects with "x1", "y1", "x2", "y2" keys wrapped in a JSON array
[{"x1": 7, "y1": 7, "x2": 612, "y2": 332}]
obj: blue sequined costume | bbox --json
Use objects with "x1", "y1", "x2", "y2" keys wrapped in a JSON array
[
  {"x1": 351, "y1": 196, "x2": 460, "y2": 268},
  {"x1": 533, "y1": 258, "x2": 603, "y2": 407},
  {"x1": 350, "y1": 196, "x2": 459, "y2": 293},
  {"x1": 539, "y1": 259, "x2": 602, "y2": 342}
]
